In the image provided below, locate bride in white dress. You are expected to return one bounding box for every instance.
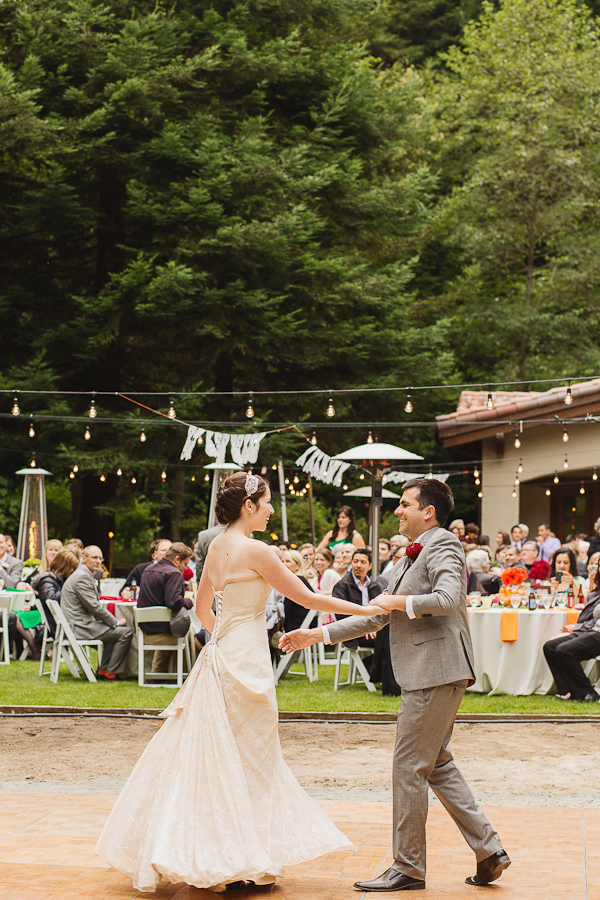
[96,471,384,893]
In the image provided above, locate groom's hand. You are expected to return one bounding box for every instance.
[279,628,321,654]
[369,593,406,612]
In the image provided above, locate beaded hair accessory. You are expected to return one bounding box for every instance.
[245,474,260,497]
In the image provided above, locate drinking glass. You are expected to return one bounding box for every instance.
[510,594,521,610]
[482,595,493,608]
[541,592,552,610]
[555,591,568,608]
[468,592,482,608]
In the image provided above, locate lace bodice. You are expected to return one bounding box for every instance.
[209,576,272,643]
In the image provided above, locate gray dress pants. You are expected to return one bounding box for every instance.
[393,680,503,881]
[74,623,133,675]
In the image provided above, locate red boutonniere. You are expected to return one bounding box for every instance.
[405,542,423,565]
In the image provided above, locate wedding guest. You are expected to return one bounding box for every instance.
[310,548,341,595]
[587,519,600,561]
[137,542,194,674]
[61,546,133,681]
[282,549,315,633]
[465,523,479,545]
[466,549,501,595]
[121,538,172,598]
[550,548,584,601]
[391,535,410,562]
[582,552,600,598]
[66,538,84,551]
[501,545,522,568]
[4,536,17,556]
[299,543,317,579]
[537,522,561,561]
[195,524,226,579]
[332,547,347,578]
[510,525,524,549]
[332,548,381,660]
[519,541,539,573]
[389,534,404,555]
[493,531,511,562]
[476,534,491,554]
[379,539,394,576]
[317,505,365,551]
[543,561,600,701]
[448,518,467,542]
[37,548,79,637]
[0,534,24,589]
[25,539,63,591]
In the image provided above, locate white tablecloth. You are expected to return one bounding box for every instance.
[0,589,36,611]
[467,608,574,695]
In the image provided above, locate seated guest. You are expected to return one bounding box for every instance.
[390,535,409,563]
[333,549,382,659]
[121,538,172,598]
[550,547,585,601]
[37,548,79,638]
[543,562,600,701]
[582,553,600,598]
[448,518,466,542]
[4,536,17,556]
[476,534,491,554]
[332,546,347,578]
[587,518,600,562]
[378,539,394,576]
[493,531,511,562]
[466,549,501,595]
[26,539,63,592]
[501,545,522,568]
[309,548,341,595]
[282,549,315,633]
[136,542,194,674]
[510,524,524,549]
[465,523,480,546]
[0,534,26,589]
[537,522,561,562]
[61,545,133,681]
[519,541,539,573]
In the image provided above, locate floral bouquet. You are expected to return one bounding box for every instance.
[501,566,528,587]
[528,560,551,582]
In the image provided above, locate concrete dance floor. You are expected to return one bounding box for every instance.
[0,794,596,899]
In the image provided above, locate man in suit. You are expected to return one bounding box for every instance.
[120,538,172,598]
[195,524,226,579]
[61,545,133,681]
[280,479,509,891]
[0,534,25,589]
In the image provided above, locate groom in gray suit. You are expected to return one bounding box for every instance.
[280,479,510,891]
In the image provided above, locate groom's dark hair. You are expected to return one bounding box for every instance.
[402,479,454,526]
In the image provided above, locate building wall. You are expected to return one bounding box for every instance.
[481,423,600,540]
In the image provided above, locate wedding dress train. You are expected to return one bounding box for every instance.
[95,576,353,892]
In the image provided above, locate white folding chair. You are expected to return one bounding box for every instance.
[317,614,338,666]
[0,608,10,665]
[583,654,600,692]
[274,609,319,685]
[333,642,377,692]
[46,599,102,683]
[187,608,203,665]
[33,596,56,676]
[135,606,192,687]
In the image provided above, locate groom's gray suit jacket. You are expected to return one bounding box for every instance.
[326,526,475,691]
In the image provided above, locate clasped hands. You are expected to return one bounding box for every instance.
[278,598,396,655]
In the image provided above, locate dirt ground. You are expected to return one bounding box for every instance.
[0,717,598,807]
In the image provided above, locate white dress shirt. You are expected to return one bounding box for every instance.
[402,529,435,619]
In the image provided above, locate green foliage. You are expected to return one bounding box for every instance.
[0,475,21,536]
[45,481,73,541]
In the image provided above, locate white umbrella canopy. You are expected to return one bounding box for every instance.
[345,486,399,499]
[333,442,423,462]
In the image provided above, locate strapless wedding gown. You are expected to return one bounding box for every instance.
[95,577,353,892]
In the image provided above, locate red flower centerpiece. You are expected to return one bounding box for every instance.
[501,566,528,587]
[405,542,423,565]
[528,560,551,583]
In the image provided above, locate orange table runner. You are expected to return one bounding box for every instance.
[501,610,518,642]
[567,610,580,625]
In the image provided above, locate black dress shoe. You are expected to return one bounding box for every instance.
[466,850,511,885]
[354,866,425,892]
[581,691,600,702]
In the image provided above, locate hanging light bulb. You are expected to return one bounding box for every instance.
[404,393,413,414]
[564,455,569,469]
[514,431,521,449]
[69,470,75,479]
[564,381,573,405]
[486,388,494,410]
[73,464,78,473]
[245,395,254,419]
[11,396,20,416]
[197,433,203,445]
[343,483,348,490]
[30,453,36,468]
[478,491,483,498]
[512,489,517,498]
[28,416,35,438]
[131,476,137,484]
[594,467,598,481]
[475,477,480,486]
[359,473,364,480]
[159,469,167,483]
[191,475,196,482]
[294,476,299,484]
[367,431,373,444]
[84,426,91,440]
[310,431,317,445]
[562,427,569,443]
[88,399,97,418]
[554,472,559,484]
[518,459,523,473]
[326,395,335,418]
[140,428,146,443]
[580,483,586,495]
[285,477,289,484]
[117,467,122,476]
[474,467,480,479]
[514,476,520,486]
[168,400,176,419]
[100,474,106,482]
[546,488,551,496]
[205,473,210,481]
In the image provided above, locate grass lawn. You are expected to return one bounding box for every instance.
[0,659,596,715]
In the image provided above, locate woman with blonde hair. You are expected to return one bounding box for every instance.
[25,539,63,591]
[309,547,341,595]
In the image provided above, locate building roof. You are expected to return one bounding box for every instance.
[437,378,600,447]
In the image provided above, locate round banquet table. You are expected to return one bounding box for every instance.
[0,589,36,611]
[467,608,587,696]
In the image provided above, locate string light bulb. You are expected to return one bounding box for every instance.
[11,396,20,416]
[191,475,195,482]
[514,431,521,449]
[564,455,569,469]
[518,459,523,473]
[168,400,176,419]
[84,426,91,440]
[197,432,203,445]
[73,464,78,473]
[359,473,364,480]
[554,472,559,484]
[245,395,254,419]
[131,476,137,484]
[564,381,573,405]
[594,468,598,481]
[546,489,551,496]
[88,399,97,418]
[512,489,517,498]
[478,491,483,498]
[28,417,35,438]
[562,427,569,443]
[30,453,36,468]
[100,474,106,482]
[161,469,167,482]
[310,431,317,445]
[69,470,75,479]
[294,476,299,484]
[367,431,373,444]
[486,388,494,410]
[117,467,122,476]
[514,476,520,486]
[580,483,586,495]
[475,477,480,485]
[474,467,480,479]
[140,428,146,442]
[404,393,413,414]
[205,474,210,481]
[326,395,335,418]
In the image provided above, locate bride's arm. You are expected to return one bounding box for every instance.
[195,567,216,633]
[253,544,384,617]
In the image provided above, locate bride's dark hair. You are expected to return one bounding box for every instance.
[215,472,269,525]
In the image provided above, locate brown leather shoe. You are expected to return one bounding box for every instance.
[354,866,425,891]
[466,850,511,885]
